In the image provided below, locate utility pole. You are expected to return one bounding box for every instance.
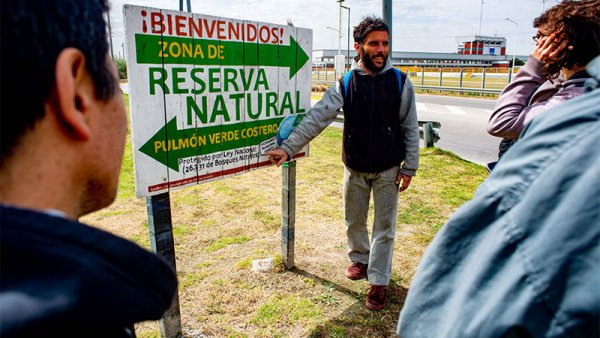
[341,5,351,71]
[179,0,191,12]
[107,10,114,60]
[382,0,392,53]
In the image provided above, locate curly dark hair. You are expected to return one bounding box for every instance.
[534,0,600,80]
[1,0,117,161]
[353,16,389,45]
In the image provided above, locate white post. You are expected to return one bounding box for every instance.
[335,0,345,78]
[338,1,342,58]
[478,0,484,36]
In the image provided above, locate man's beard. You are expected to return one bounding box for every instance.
[361,47,387,73]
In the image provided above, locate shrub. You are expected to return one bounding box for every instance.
[115,58,127,80]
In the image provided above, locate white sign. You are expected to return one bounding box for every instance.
[124,5,312,197]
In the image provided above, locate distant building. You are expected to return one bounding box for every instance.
[456,35,506,56]
[313,49,527,69]
[312,34,526,69]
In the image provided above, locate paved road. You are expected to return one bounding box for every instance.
[415,94,499,165]
[120,83,130,94]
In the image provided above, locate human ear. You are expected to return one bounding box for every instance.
[354,42,361,54]
[53,48,94,141]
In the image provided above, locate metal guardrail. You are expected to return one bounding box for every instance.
[414,85,501,95]
[334,113,441,148]
[419,120,441,147]
[313,66,509,95]
[314,81,502,95]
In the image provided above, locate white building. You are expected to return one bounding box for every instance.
[456,35,507,56]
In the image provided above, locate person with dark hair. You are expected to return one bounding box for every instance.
[0,0,177,336]
[397,54,600,338]
[486,0,599,167]
[267,16,419,311]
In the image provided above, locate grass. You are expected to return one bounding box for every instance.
[82,93,488,337]
[251,296,322,327]
[205,236,252,253]
[179,270,210,290]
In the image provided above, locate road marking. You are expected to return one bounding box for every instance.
[416,102,428,112]
[447,106,467,115]
[327,99,492,117]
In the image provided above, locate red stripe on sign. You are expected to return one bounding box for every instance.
[147,152,306,193]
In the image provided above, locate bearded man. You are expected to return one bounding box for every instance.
[267,16,419,311]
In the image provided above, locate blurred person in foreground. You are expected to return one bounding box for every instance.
[486,0,599,170]
[267,16,419,311]
[0,0,177,336]
[397,55,600,337]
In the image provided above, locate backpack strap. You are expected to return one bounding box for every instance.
[342,70,353,98]
[393,68,406,98]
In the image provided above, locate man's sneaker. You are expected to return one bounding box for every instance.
[365,285,387,310]
[345,262,368,280]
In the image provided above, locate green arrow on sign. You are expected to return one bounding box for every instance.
[135,34,309,79]
[139,117,286,172]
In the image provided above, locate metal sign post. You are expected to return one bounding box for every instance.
[146,192,182,337]
[145,7,184,337]
[281,160,296,269]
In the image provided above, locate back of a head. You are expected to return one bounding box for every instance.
[534,0,600,79]
[0,0,116,164]
[353,16,389,45]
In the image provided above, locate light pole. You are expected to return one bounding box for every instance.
[326,26,340,46]
[341,5,351,71]
[327,26,343,77]
[505,17,519,82]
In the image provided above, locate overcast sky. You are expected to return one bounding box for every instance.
[108,0,554,59]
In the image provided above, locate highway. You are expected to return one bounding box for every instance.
[415,94,499,166]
